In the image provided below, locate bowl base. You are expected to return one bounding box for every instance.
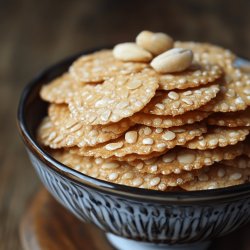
[106,233,210,250]
[20,189,250,250]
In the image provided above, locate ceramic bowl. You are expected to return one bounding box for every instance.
[17,48,250,250]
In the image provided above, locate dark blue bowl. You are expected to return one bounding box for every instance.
[17,49,250,250]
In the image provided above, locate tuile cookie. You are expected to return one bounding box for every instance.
[69,50,148,83]
[129,143,244,175]
[174,41,236,67]
[130,110,211,128]
[70,123,207,158]
[221,155,250,169]
[37,114,133,149]
[48,104,134,136]
[180,164,250,191]
[184,126,249,150]
[200,68,249,113]
[207,107,250,127]
[37,117,69,149]
[158,62,223,91]
[143,84,220,116]
[103,150,168,162]
[229,67,250,105]
[40,73,78,104]
[48,104,134,147]
[200,84,248,113]
[68,73,159,125]
[52,150,195,189]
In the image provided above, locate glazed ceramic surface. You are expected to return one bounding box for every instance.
[28,151,250,249]
[17,49,250,250]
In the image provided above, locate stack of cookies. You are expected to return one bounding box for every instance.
[38,31,250,191]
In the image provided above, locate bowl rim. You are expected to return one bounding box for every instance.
[17,47,250,204]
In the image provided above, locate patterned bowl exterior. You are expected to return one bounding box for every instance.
[17,50,250,246]
[27,150,250,245]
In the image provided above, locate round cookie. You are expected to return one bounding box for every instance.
[200,68,249,113]
[207,107,250,127]
[174,41,236,67]
[40,73,78,104]
[48,104,134,147]
[53,150,195,190]
[70,123,207,158]
[158,62,222,90]
[37,117,66,149]
[69,50,148,83]
[180,164,250,191]
[230,67,250,105]
[130,110,210,128]
[129,143,244,175]
[143,84,220,116]
[37,114,133,149]
[104,150,168,163]
[184,126,249,150]
[68,73,159,125]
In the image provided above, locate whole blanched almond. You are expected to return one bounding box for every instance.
[113,43,152,62]
[150,48,193,73]
[136,31,173,55]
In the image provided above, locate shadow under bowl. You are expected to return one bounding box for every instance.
[17,48,250,250]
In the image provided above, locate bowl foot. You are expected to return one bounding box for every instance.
[106,233,210,250]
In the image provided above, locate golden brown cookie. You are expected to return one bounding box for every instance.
[207,107,250,127]
[158,62,222,90]
[143,84,220,116]
[103,150,168,162]
[68,73,159,125]
[184,126,249,150]
[48,104,134,147]
[37,115,133,149]
[230,68,250,105]
[70,123,207,158]
[129,143,244,175]
[130,110,210,128]
[180,164,250,191]
[69,50,148,83]
[40,73,78,104]
[200,68,249,112]
[174,41,236,67]
[37,117,67,149]
[53,150,195,190]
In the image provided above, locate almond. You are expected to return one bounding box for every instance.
[113,42,152,62]
[136,30,173,55]
[150,48,193,73]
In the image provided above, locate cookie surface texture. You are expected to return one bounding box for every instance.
[70,123,206,158]
[68,73,159,125]
[69,50,148,83]
[184,126,249,150]
[143,84,220,116]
